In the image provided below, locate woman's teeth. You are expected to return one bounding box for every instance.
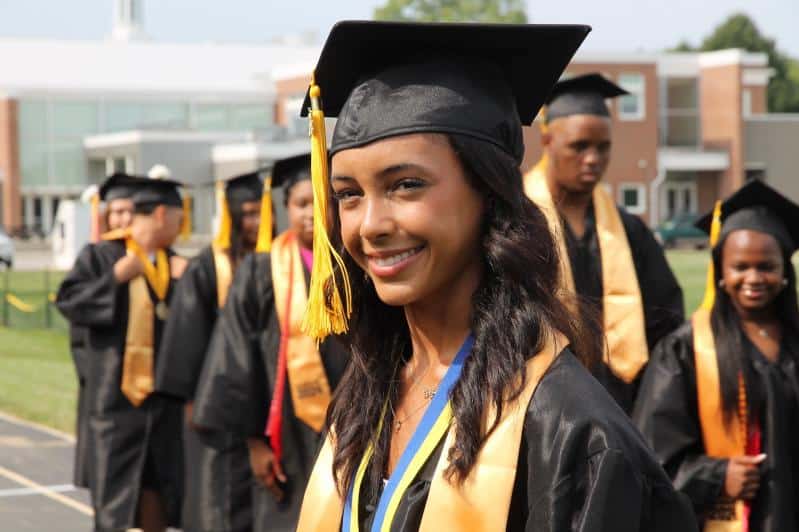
[373,248,421,267]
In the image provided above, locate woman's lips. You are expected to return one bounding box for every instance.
[367,246,425,278]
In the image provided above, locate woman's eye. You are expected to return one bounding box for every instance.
[394,178,425,192]
[332,189,361,201]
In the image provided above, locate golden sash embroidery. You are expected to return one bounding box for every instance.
[523,162,648,383]
[211,244,233,309]
[692,309,746,532]
[271,231,331,432]
[296,332,565,532]
[119,239,170,407]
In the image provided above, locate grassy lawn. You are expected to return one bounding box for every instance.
[666,249,708,314]
[0,327,76,434]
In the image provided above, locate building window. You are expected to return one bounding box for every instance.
[619,183,646,215]
[742,89,752,117]
[618,73,646,121]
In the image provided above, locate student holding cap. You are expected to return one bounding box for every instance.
[191,153,349,532]
[155,169,269,532]
[634,179,799,531]
[295,21,696,532]
[523,73,684,414]
[56,175,188,532]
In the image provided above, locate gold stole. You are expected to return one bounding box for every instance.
[523,162,648,383]
[271,231,331,432]
[296,332,565,532]
[211,244,233,308]
[692,309,746,531]
[120,240,170,407]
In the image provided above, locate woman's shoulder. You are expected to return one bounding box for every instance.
[524,350,670,477]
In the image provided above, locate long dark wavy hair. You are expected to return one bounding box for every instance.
[324,133,603,497]
[710,232,799,425]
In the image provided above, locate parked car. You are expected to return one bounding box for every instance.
[655,213,708,249]
[0,226,14,267]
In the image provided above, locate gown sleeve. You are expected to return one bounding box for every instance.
[622,211,685,349]
[517,350,698,532]
[56,242,122,328]
[632,325,728,514]
[192,253,273,437]
[155,247,217,400]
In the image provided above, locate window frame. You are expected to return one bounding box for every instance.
[617,73,646,122]
[618,182,647,215]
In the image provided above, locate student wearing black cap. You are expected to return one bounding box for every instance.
[56,175,189,532]
[523,73,684,414]
[155,169,267,532]
[190,153,349,532]
[634,179,799,531]
[68,173,138,494]
[295,21,696,532]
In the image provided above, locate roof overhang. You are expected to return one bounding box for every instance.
[659,147,730,171]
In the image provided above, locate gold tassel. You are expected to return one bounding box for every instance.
[255,176,273,253]
[180,195,192,241]
[301,80,352,341]
[699,200,723,311]
[534,106,550,175]
[213,181,232,249]
[90,192,102,243]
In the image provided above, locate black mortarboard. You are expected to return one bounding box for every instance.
[224,170,264,207]
[302,21,590,164]
[545,73,629,123]
[696,179,799,254]
[272,152,311,191]
[99,173,137,202]
[129,176,184,208]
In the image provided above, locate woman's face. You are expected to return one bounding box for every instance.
[287,179,314,249]
[106,198,134,230]
[331,133,484,307]
[721,229,785,315]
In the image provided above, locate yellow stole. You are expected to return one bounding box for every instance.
[120,239,170,407]
[271,231,331,432]
[211,244,233,308]
[523,161,648,383]
[296,332,565,532]
[692,309,746,531]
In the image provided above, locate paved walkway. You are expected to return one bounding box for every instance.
[0,412,92,531]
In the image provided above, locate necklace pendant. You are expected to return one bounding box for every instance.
[759,328,768,338]
[423,389,436,400]
[155,301,169,321]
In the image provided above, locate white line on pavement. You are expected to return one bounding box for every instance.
[0,483,76,498]
[0,465,93,515]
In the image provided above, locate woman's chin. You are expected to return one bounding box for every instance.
[372,283,420,308]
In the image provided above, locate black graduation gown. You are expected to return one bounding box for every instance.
[562,204,684,413]
[156,245,253,532]
[55,240,184,531]
[193,252,349,532]
[68,323,91,489]
[633,324,799,531]
[355,350,698,532]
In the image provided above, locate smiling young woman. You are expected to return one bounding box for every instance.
[296,21,697,532]
[634,180,799,531]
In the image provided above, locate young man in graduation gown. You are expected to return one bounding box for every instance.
[56,176,188,532]
[191,153,349,532]
[69,175,136,494]
[155,170,267,532]
[523,73,684,413]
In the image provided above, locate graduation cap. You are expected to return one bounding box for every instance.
[544,73,629,123]
[99,172,138,202]
[299,21,590,341]
[272,152,311,192]
[129,176,184,209]
[214,169,267,252]
[696,179,799,254]
[695,179,799,311]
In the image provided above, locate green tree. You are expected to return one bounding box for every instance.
[373,0,527,23]
[673,13,799,112]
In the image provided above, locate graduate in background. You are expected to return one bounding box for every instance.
[155,169,267,532]
[56,176,189,532]
[69,174,136,494]
[634,180,799,531]
[523,73,684,413]
[296,21,696,532]
[192,153,349,532]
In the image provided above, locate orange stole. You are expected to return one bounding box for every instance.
[271,231,331,432]
[296,332,566,532]
[523,163,648,383]
[211,244,233,308]
[692,309,746,531]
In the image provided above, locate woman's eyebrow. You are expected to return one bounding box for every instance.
[377,163,426,179]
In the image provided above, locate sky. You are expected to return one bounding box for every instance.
[0,0,796,57]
